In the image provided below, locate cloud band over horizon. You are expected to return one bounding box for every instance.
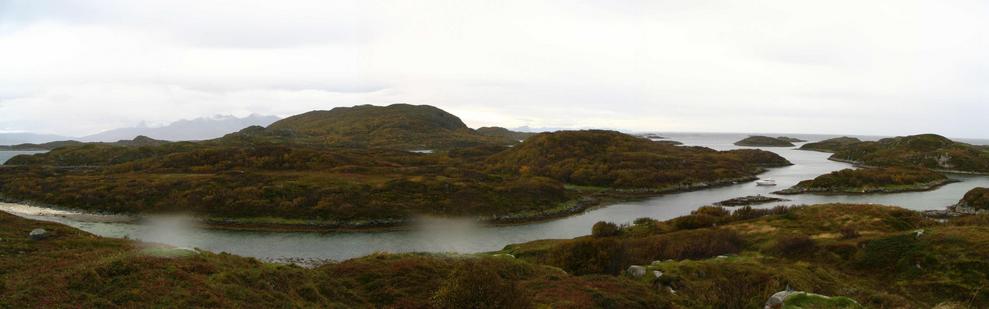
[1,0,987,138]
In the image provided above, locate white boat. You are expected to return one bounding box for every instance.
[756,179,777,186]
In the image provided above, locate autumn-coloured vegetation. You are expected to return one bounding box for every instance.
[0,211,672,308]
[502,203,989,308]
[263,104,520,150]
[805,134,989,173]
[0,106,790,229]
[959,187,989,210]
[798,136,862,152]
[5,202,986,308]
[775,167,954,194]
[487,130,791,189]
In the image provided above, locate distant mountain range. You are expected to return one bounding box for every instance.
[0,132,72,145]
[81,114,281,142]
[0,114,280,147]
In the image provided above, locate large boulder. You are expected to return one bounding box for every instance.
[626,265,647,278]
[29,228,49,240]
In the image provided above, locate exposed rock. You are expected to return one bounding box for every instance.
[713,195,788,207]
[627,265,647,278]
[652,270,663,278]
[931,187,989,217]
[29,228,49,240]
[765,290,795,309]
[765,290,862,309]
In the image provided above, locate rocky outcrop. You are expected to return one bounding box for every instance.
[928,187,989,217]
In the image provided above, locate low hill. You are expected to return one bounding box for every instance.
[0,140,85,151]
[4,136,174,166]
[475,126,536,142]
[827,134,989,173]
[264,104,515,149]
[775,167,954,194]
[799,136,862,152]
[488,130,791,189]
[733,136,795,147]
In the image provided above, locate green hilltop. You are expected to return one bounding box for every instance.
[261,104,519,149]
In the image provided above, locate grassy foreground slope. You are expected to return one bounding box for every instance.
[502,204,989,308]
[4,204,989,308]
[0,211,670,308]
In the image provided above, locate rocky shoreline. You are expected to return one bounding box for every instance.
[712,195,789,207]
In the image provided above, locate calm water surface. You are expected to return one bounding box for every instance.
[3,133,989,262]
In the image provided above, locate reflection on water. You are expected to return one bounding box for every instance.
[3,133,989,262]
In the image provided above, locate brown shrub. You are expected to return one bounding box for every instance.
[774,234,816,256]
[591,221,621,237]
[432,260,533,309]
[839,226,860,239]
[547,238,628,275]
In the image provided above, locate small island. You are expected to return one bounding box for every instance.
[636,133,666,139]
[712,195,789,207]
[776,136,807,143]
[734,136,795,147]
[774,167,955,195]
[799,136,862,152]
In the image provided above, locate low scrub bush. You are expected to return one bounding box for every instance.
[432,260,533,309]
[591,221,621,237]
[774,234,816,256]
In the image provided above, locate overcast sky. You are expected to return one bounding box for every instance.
[1,0,987,138]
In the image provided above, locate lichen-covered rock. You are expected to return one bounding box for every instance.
[627,265,646,278]
[765,290,795,309]
[765,290,862,309]
[29,228,49,240]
